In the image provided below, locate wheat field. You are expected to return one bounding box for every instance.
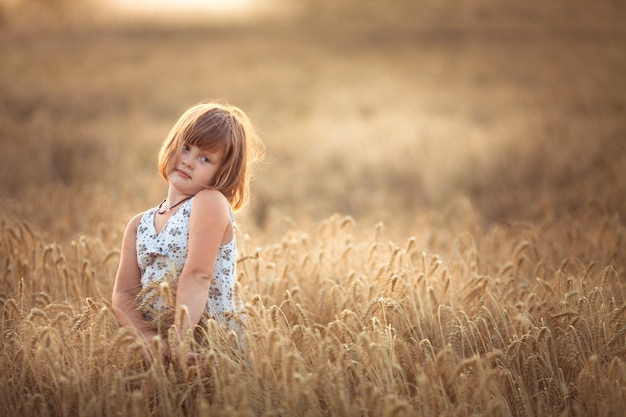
[1,1,626,416]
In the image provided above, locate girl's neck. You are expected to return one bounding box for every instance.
[165,184,194,203]
[158,190,193,215]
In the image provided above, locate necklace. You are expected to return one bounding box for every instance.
[157,196,192,215]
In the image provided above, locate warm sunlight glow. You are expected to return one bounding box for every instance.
[103,0,259,19]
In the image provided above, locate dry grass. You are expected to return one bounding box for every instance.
[1,0,626,415]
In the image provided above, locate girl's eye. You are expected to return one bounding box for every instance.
[182,144,190,152]
[200,156,211,164]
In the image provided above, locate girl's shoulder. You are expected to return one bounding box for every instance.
[190,189,233,223]
[192,189,230,212]
[120,211,148,241]
[189,190,233,242]
[127,211,146,230]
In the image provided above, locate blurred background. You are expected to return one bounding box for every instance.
[0,0,624,244]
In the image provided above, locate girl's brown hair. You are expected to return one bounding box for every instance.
[157,100,264,210]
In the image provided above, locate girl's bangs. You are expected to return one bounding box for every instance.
[184,133,225,152]
[181,115,233,154]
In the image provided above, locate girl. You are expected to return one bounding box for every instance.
[112,100,263,358]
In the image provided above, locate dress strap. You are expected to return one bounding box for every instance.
[228,204,235,224]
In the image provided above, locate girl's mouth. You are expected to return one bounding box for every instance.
[176,169,191,179]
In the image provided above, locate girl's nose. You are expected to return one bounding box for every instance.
[182,154,193,168]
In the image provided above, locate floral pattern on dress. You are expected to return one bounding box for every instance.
[136,198,244,332]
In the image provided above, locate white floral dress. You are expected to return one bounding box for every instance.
[135,197,244,332]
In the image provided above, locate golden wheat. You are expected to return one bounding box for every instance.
[0,209,608,416]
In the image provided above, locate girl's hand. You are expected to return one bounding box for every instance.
[135,332,172,365]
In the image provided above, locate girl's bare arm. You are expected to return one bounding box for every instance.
[111,213,159,341]
[173,189,230,341]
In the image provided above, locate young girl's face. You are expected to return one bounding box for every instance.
[167,143,223,195]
